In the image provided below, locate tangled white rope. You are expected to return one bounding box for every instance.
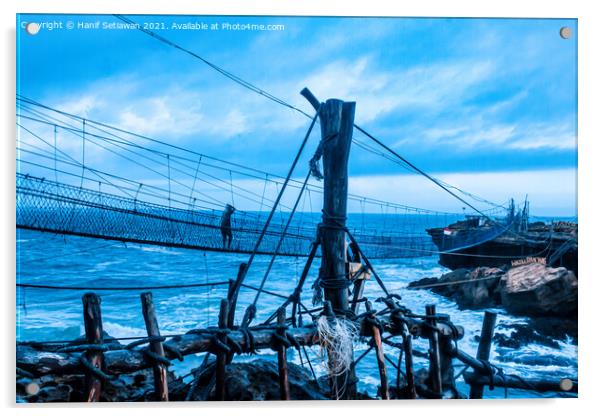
[316,314,359,398]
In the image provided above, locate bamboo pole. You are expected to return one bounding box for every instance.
[140,292,169,401]
[82,293,103,402]
[276,307,291,400]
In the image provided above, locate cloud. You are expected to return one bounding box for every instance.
[118,94,206,138]
[506,121,576,150]
[417,119,576,151]
[347,168,577,217]
[294,57,495,124]
[130,168,575,217]
[22,16,577,198]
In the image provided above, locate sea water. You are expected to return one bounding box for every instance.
[16,214,577,399]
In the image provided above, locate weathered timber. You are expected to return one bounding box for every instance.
[366,302,389,400]
[227,263,248,328]
[425,304,442,394]
[140,292,169,401]
[82,293,103,402]
[351,280,366,315]
[290,240,320,327]
[17,327,318,377]
[276,308,291,400]
[469,311,497,399]
[463,372,578,394]
[439,333,456,396]
[313,93,357,399]
[215,299,228,400]
[402,326,417,399]
[451,347,489,373]
[318,98,355,315]
[17,314,463,378]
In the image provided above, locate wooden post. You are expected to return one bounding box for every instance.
[366,302,389,400]
[290,240,320,327]
[314,95,356,399]
[318,98,355,314]
[276,307,291,400]
[227,262,248,328]
[469,311,497,399]
[215,299,229,401]
[140,292,169,401]
[226,264,247,364]
[351,280,366,315]
[425,304,442,394]
[439,331,456,396]
[401,325,417,399]
[82,293,103,402]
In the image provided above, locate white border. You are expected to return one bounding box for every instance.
[2,1,600,415]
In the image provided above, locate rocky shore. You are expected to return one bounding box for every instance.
[17,356,330,402]
[409,262,578,346]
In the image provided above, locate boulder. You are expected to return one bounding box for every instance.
[500,263,577,317]
[454,267,504,308]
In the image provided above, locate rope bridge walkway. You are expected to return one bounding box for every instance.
[18,172,479,259]
[16,96,511,259]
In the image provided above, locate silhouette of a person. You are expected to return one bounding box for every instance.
[220,204,236,249]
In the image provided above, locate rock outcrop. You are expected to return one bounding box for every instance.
[408,267,505,309]
[499,263,577,317]
[410,263,577,318]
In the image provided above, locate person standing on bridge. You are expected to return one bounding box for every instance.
[220,204,236,249]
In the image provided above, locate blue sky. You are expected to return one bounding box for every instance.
[16,15,577,216]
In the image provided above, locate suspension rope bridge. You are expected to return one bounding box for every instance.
[16,96,511,259]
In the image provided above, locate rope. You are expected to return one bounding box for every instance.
[80,119,86,189]
[407,275,500,290]
[107,15,503,215]
[16,281,230,291]
[17,97,481,217]
[229,108,321,304]
[250,171,312,308]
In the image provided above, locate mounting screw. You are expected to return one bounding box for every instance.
[559,27,571,40]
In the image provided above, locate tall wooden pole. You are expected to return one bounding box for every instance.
[302,90,357,399]
[318,98,356,317]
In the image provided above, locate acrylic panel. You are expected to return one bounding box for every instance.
[16,14,577,402]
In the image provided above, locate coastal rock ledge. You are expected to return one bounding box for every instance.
[409,263,577,318]
[500,262,577,317]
